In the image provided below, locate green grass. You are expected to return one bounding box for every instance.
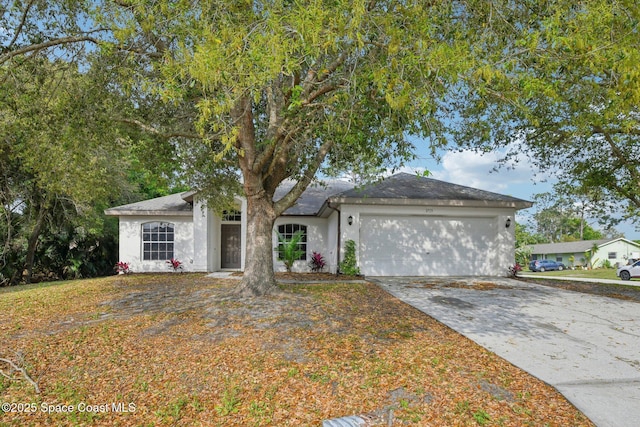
[524,268,620,280]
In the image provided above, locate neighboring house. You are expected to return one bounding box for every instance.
[529,238,640,269]
[105,173,532,276]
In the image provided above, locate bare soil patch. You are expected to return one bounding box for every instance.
[238,271,363,282]
[0,274,593,426]
[517,277,640,302]
[407,279,514,291]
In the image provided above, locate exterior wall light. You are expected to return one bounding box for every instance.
[505,218,512,228]
[348,215,353,226]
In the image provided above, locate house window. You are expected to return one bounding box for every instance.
[222,210,241,222]
[608,252,617,259]
[277,224,307,261]
[142,222,174,260]
[556,256,563,262]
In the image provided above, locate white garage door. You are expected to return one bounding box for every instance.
[359,216,496,276]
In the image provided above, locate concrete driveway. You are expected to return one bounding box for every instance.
[371,277,640,427]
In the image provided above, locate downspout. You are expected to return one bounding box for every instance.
[326,201,341,275]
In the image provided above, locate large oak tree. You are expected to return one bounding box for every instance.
[100,0,485,296]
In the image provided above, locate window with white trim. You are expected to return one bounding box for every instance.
[142,222,174,260]
[608,252,617,259]
[277,224,307,261]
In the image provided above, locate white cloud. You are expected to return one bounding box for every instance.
[430,149,536,194]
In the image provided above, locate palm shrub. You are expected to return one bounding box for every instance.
[276,230,305,272]
[339,239,361,276]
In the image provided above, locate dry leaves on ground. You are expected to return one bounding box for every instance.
[0,274,593,426]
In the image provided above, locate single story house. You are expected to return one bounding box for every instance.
[529,238,640,269]
[105,173,532,276]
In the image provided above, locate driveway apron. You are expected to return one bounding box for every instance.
[371,277,640,427]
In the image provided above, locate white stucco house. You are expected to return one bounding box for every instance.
[529,238,640,269]
[105,173,532,276]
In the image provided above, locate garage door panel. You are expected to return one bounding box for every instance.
[360,216,495,276]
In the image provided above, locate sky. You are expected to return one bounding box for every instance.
[392,145,640,241]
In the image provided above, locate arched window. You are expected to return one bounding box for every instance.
[277,224,307,261]
[142,222,175,260]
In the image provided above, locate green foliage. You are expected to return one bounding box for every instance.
[585,243,601,269]
[450,1,640,225]
[525,186,623,244]
[215,384,242,416]
[473,409,491,425]
[276,230,305,272]
[339,240,361,276]
[94,0,489,294]
[514,246,532,269]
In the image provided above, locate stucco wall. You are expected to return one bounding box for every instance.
[118,215,197,273]
[273,216,330,273]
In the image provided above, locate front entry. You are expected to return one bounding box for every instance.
[221,224,241,269]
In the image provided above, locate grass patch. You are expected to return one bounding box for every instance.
[525,268,619,280]
[0,274,593,426]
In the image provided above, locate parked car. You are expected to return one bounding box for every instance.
[528,260,566,272]
[617,260,640,280]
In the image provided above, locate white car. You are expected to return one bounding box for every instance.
[617,260,640,281]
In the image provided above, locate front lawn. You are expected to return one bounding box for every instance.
[0,274,592,426]
[525,268,621,280]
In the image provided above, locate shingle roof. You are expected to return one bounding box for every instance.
[276,179,354,215]
[531,239,611,255]
[105,173,532,217]
[530,239,614,254]
[329,173,532,208]
[104,192,193,216]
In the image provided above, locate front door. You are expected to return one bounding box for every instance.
[221,224,241,269]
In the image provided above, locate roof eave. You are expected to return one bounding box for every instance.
[327,197,533,210]
[104,209,193,217]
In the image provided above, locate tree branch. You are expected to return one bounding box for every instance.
[302,83,340,106]
[6,0,36,51]
[592,125,640,209]
[0,31,106,65]
[274,138,335,216]
[0,357,40,393]
[117,118,202,139]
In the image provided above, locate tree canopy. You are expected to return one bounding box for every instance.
[451,0,640,225]
[98,0,488,295]
[4,0,640,294]
[0,1,183,284]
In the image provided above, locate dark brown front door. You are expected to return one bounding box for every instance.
[221,224,241,269]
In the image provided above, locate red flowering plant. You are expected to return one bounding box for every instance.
[166,258,184,272]
[508,263,522,278]
[308,251,327,272]
[115,261,131,275]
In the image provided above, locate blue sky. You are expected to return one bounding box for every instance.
[393,144,640,241]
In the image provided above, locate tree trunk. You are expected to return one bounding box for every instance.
[24,202,47,284]
[235,191,279,297]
